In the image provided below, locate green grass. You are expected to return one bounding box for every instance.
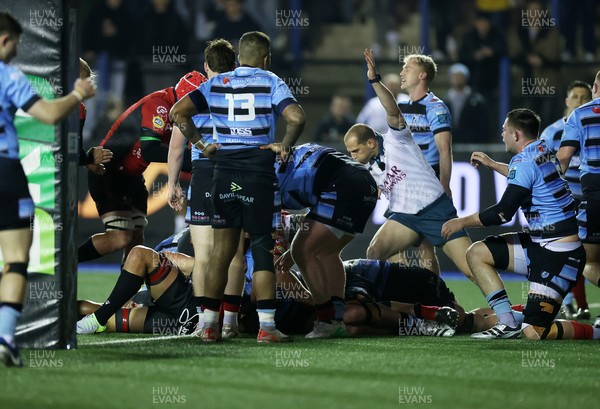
[2,273,599,409]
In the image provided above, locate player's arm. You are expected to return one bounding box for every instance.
[435,131,452,195]
[558,111,580,174]
[167,126,187,211]
[364,48,405,130]
[170,90,215,155]
[441,184,530,239]
[161,251,194,276]
[27,78,96,124]
[470,152,509,176]
[280,103,306,150]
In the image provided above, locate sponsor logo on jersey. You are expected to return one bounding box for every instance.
[231,182,242,192]
[156,106,168,115]
[153,116,165,129]
[230,127,252,136]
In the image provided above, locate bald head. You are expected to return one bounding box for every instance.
[239,31,270,68]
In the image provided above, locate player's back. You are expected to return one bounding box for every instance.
[510,140,576,238]
[567,98,600,179]
[201,67,291,148]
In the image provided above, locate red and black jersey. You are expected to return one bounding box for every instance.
[100,87,177,175]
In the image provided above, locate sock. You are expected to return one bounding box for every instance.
[0,303,22,346]
[331,296,345,321]
[223,294,241,314]
[414,303,439,321]
[315,300,335,323]
[570,321,593,339]
[563,291,574,306]
[202,297,221,324]
[257,309,276,330]
[94,269,144,325]
[486,289,517,327]
[78,237,102,262]
[223,311,238,326]
[572,276,588,309]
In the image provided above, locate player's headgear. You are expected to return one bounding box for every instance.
[175,70,207,100]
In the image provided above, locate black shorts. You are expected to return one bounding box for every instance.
[577,199,600,243]
[0,158,34,230]
[212,149,277,234]
[381,265,456,306]
[143,271,200,334]
[88,170,148,216]
[187,160,215,226]
[307,166,378,234]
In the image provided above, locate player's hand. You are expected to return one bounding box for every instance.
[260,143,291,161]
[168,183,184,211]
[364,48,378,81]
[85,163,106,175]
[201,143,220,159]
[89,146,113,165]
[441,218,464,240]
[471,152,493,169]
[73,77,96,100]
[275,250,294,273]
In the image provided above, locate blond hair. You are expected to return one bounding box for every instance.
[403,54,437,84]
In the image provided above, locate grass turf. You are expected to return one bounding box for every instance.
[2,273,599,409]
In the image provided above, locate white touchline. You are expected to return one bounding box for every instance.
[81,334,192,347]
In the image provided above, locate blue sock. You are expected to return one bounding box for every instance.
[0,303,22,345]
[563,292,574,306]
[486,289,517,327]
[331,296,345,321]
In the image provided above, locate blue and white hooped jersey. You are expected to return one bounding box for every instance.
[541,117,581,199]
[398,91,452,167]
[189,66,296,149]
[508,139,577,239]
[0,62,41,159]
[190,112,215,161]
[275,143,335,209]
[562,97,600,180]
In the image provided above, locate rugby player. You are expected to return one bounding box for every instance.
[170,31,305,343]
[343,49,474,282]
[0,12,96,366]
[540,80,592,319]
[167,39,245,339]
[78,70,206,265]
[558,71,600,328]
[270,143,378,338]
[443,108,600,340]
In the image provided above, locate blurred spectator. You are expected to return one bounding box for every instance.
[213,0,261,48]
[91,95,127,145]
[475,0,512,31]
[314,95,355,143]
[82,0,131,64]
[357,74,409,133]
[136,0,190,60]
[509,0,563,124]
[558,0,596,61]
[459,12,507,101]
[430,0,460,60]
[445,64,490,144]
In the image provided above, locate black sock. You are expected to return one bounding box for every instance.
[94,269,144,325]
[78,238,102,262]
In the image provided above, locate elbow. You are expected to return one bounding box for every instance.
[288,108,306,128]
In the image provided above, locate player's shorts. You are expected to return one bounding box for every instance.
[387,194,468,246]
[577,199,600,243]
[142,270,200,334]
[0,158,34,230]
[211,148,277,234]
[307,167,378,234]
[88,169,148,216]
[186,160,215,226]
[487,232,586,299]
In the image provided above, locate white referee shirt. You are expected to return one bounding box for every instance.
[368,126,444,214]
[357,94,410,133]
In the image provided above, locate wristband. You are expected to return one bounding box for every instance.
[71,90,84,102]
[368,74,381,84]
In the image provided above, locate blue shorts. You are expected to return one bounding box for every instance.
[387,194,468,247]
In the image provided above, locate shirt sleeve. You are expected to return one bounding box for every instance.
[190,85,210,114]
[385,125,413,144]
[507,158,536,191]
[7,67,41,111]
[427,102,452,135]
[271,76,297,116]
[561,110,581,149]
[140,98,170,141]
